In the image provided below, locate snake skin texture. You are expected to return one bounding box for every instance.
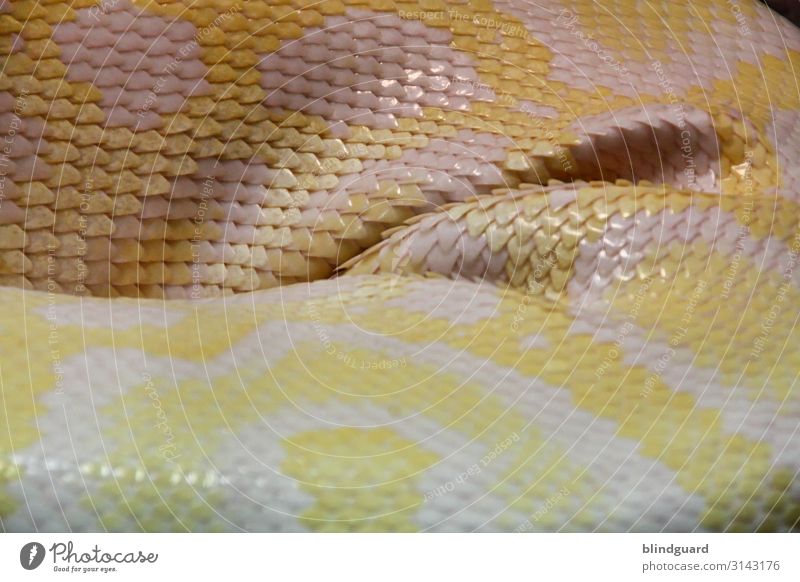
[1,0,799,532]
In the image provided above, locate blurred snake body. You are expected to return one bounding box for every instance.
[1,0,800,531]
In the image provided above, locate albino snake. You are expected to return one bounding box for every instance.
[0,0,799,532]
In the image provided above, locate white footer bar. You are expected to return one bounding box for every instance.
[0,533,796,581]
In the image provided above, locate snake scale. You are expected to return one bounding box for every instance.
[1,0,799,532]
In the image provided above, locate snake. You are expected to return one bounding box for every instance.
[1,0,799,533]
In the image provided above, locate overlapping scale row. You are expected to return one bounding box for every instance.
[0,0,496,297]
[1,0,800,299]
[346,179,800,303]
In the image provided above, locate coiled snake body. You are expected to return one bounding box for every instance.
[1,0,799,531]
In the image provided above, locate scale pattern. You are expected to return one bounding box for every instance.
[0,0,799,531]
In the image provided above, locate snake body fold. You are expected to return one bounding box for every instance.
[1,0,799,531]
